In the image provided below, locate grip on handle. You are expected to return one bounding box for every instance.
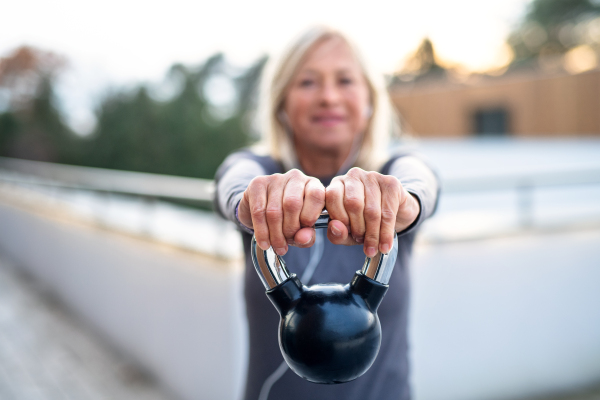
[313,209,330,229]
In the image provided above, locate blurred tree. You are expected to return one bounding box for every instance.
[0,46,65,109]
[81,53,268,179]
[401,38,445,76]
[0,46,78,162]
[236,55,268,114]
[525,0,599,27]
[0,45,267,180]
[508,0,600,64]
[390,38,447,84]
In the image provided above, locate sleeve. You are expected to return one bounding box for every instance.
[213,151,267,233]
[387,155,440,236]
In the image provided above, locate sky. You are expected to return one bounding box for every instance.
[2,0,531,134]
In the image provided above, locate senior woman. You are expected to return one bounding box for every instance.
[214,27,439,400]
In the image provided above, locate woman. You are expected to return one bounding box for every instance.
[214,26,439,400]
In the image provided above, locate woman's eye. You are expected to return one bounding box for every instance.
[299,79,314,87]
[339,77,353,85]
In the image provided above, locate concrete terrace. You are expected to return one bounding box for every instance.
[0,254,174,400]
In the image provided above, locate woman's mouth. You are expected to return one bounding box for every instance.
[312,115,345,126]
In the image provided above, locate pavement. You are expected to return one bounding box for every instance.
[1,244,599,400]
[0,253,175,400]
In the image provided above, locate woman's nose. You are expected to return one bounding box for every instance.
[319,82,342,105]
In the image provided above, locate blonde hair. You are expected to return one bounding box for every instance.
[255,26,400,172]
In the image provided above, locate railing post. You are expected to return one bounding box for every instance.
[142,195,156,237]
[517,180,534,228]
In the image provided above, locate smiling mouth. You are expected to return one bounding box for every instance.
[313,116,345,125]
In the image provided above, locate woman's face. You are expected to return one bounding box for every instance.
[283,37,371,155]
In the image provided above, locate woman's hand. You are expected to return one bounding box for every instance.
[237,169,326,256]
[325,167,420,258]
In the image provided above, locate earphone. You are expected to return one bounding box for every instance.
[277,110,290,125]
[277,110,293,136]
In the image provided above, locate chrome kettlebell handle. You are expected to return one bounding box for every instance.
[251,210,398,289]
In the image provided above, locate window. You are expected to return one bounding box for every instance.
[473,108,509,136]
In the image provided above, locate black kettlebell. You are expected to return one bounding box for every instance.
[251,210,398,384]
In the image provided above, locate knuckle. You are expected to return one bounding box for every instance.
[282,195,303,213]
[379,237,393,249]
[383,175,400,192]
[386,174,400,185]
[265,173,281,186]
[348,167,364,177]
[366,171,380,180]
[364,205,380,220]
[306,186,325,203]
[265,206,282,220]
[286,168,303,179]
[364,234,379,245]
[379,230,393,240]
[299,214,316,227]
[381,209,396,223]
[271,237,286,248]
[366,172,382,186]
[344,196,363,212]
[282,228,298,240]
[249,175,265,189]
[250,204,266,217]
[351,225,366,236]
[326,187,342,202]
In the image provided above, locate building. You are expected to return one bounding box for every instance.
[389,67,600,137]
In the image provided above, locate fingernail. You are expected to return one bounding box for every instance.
[381,243,390,254]
[353,236,364,244]
[299,235,313,246]
[366,246,377,258]
[287,239,295,245]
[331,225,341,236]
[275,247,287,256]
[259,241,270,250]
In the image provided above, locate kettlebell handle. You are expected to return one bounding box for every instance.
[251,209,398,290]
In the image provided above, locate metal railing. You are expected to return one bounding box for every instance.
[0,157,214,202]
[442,163,600,227]
[2,156,600,230]
[442,164,600,192]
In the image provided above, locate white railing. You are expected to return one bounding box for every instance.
[442,163,600,227]
[2,156,600,231]
[0,157,214,202]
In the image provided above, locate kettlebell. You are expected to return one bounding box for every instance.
[251,210,398,384]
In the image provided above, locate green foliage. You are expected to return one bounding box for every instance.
[525,0,599,27]
[0,75,78,162]
[0,46,268,180]
[508,0,600,63]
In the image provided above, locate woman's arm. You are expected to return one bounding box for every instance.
[387,155,440,235]
[214,153,267,233]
